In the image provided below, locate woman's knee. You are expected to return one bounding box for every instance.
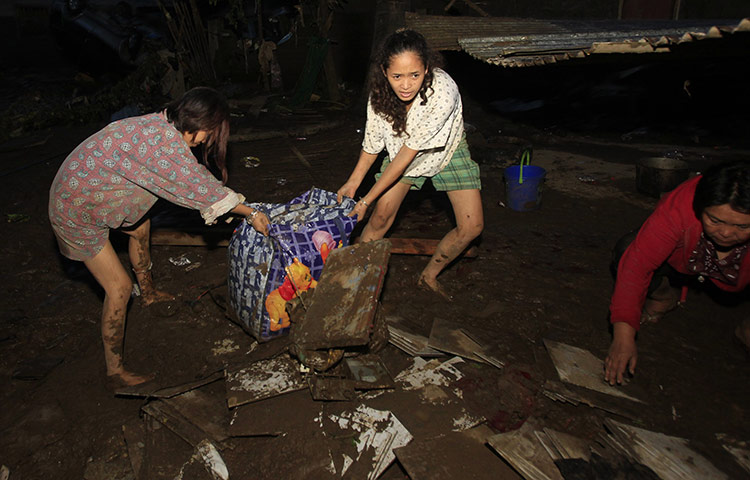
[456,217,483,241]
[369,209,396,232]
[104,277,133,305]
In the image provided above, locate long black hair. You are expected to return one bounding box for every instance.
[166,87,230,183]
[368,29,443,137]
[693,161,750,217]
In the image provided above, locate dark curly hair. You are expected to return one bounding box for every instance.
[166,87,230,184]
[693,161,750,217]
[368,29,443,137]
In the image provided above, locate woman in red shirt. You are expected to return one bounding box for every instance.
[605,161,750,385]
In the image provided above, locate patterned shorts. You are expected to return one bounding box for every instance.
[377,137,482,191]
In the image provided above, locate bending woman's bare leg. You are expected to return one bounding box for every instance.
[123,218,174,306]
[359,182,411,242]
[419,188,483,299]
[84,241,154,386]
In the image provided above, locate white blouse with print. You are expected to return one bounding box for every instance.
[361,68,464,177]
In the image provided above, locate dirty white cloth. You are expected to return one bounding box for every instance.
[362,68,464,177]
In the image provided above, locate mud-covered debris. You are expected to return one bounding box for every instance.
[225,355,306,408]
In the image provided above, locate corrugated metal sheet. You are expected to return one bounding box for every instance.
[405,13,750,67]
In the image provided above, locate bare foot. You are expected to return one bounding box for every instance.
[141,290,175,306]
[640,295,678,324]
[106,370,156,390]
[417,275,453,301]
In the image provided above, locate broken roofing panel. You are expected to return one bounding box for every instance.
[405,13,750,67]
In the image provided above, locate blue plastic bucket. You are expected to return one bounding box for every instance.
[504,151,546,212]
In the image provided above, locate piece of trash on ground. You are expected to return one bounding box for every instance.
[242,156,260,168]
[6,213,30,223]
[173,439,228,480]
[169,255,191,266]
[185,262,201,272]
[324,405,412,479]
[394,356,464,391]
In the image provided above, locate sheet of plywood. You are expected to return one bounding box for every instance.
[292,240,391,350]
[228,389,317,437]
[163,389,230,442]
[395,425,521,480]
[427,318,488,364]
[487,421,565,480]
[543,339,644,403]
[605,418,727,480]
[387,324,446,357]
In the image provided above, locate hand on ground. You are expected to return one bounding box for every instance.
[604,324,637,385]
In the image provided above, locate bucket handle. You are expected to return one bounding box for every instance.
[518,149,531,184]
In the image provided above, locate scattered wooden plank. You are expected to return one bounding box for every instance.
[427,318,498,366]
[141,401,210,448]
[389,237,478,257]
[150,229,478,257]
[535,428,591,462]
[604,418,728,480]
[395,425,520,480]
[228,389,313,437]
[487,421,565,480]
[224,355,306,408]
[122,420,146,480]
[163,389,230,443]
[542,380,638,420]
[387,324,447,357]
[115,370,224,399]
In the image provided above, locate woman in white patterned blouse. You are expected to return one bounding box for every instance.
[337,29,483,299]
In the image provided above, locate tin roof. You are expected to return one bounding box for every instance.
[405,13,750,67]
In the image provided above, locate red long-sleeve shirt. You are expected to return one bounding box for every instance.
[610,175,750,330]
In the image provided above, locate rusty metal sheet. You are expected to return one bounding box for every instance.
[292,239,391,350]
[406,12,750,68]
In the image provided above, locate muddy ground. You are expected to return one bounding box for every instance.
[3,19,750,480]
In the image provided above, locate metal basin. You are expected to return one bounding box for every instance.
[636,157,690,198]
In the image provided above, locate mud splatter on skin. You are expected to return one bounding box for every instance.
[103,303,126,360]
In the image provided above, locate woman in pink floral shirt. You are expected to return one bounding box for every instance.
[49,87,269,387]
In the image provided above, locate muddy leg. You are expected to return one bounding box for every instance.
[84,241,154,386]
[359,182,411,242]
[123,218,174,306]
[419,189,483,299]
